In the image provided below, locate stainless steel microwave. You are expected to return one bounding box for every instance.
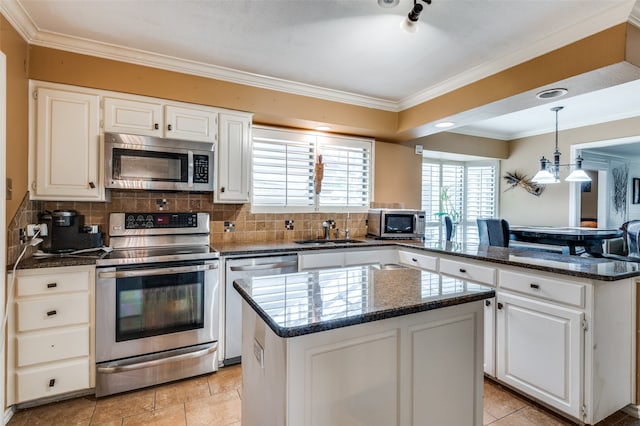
[367,209,426,239]
[104,132,214,192]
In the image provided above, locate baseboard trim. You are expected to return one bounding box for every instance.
[4,406,15,425]
[622,404,640,419]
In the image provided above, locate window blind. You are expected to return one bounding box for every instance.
[252,127,373,212]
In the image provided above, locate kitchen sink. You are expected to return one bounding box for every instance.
[294,239,366,245]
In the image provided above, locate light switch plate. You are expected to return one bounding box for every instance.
[415,145,423,155]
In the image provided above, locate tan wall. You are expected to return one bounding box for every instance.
[0,16,29,228]
[411,132,509,159]
[373,141,423,210]
[501,115,640,226]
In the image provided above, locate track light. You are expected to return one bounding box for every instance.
[402,0,432,33]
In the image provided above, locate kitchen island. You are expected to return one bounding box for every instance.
[234,264,494,426]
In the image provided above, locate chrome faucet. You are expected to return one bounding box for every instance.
[322,219,335,240]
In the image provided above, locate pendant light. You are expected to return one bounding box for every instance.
[531,106,591,184]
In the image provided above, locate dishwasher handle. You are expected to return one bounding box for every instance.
[229,260,297,272]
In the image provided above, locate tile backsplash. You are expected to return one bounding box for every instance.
[7,190,368,264]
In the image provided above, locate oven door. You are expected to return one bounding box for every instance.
[96,259,219,363]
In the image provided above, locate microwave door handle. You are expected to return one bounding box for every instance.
[414,214,418,232]
[188,151,194,187]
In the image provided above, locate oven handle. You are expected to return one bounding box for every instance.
[98,263,218,279]
[96,343,217,374]
[229,260,298,272]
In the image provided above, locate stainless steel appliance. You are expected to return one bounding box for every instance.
[39,210,103,253]
[367,208,426,239]
[224,255,298,365]
[104,132,214,192]
[95,212,219,397]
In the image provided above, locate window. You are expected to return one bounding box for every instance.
[421,159,498,244]
[252,127,373,213]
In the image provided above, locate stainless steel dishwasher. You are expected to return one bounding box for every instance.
[224,254,298,365]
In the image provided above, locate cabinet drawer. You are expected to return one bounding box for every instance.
[299,252,344,270]
[16,358,90,403]
[439,258,496,285]
[17,326,89,367]
[499,270,585,308]
[16,270,90,297]
[345,249,397,266]
[16,293,89,332]
[398,251,437,271]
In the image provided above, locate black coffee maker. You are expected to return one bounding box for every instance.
[39,210,103,253]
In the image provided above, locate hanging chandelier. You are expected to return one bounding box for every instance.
[531,106,591,184]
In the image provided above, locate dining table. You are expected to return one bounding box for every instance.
[509,225,623,256]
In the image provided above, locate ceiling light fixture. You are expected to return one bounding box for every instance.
[435,121,455,128]
[401,0,432,33]
[531,106,591,184]
[378,0,399,8]
[535,88,568,100]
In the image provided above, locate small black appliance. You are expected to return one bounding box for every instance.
[39,210,103,253]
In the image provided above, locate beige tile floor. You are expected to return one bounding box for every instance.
[7,365,640,425]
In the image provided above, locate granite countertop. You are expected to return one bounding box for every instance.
[13,237,640,282]
[233,264,495,338]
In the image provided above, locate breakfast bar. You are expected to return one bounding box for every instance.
[234,264,494,426]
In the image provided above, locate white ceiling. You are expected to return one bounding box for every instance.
[2,0,640,139]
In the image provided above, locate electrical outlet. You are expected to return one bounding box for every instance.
[253,339,264,368]
[26,223,48,237]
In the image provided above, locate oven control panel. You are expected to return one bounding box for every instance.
[124,213,198,229]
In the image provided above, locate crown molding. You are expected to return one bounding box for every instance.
[1,0,637,114]
[398,1,637,110]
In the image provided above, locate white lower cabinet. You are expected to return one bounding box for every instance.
[298,248,398,271]
[8,265,95,405]
[496,291,584,418]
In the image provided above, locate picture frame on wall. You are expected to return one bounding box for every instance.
[633,178,640,204]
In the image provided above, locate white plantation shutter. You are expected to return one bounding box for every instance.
[317,136,371,208]
[251,127,373,212]
[465,164,497,244]
[252,128,315,210]
[421,159,498,243]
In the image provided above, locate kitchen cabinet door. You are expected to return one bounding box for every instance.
[165,104,217,142]
[215,112,252,202]
[496,291,584,419]
[32,87,104,200]
[103,97,163,137]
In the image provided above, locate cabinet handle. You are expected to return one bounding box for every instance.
[459,268,467,273]
[411,258,418,262]
[497,302,503,310]
[485,300,491,307]
[46,310,57,317]
[530,283,540,289]
[221,187,225,193]
[167,124,173,131]
[49,378,55,387]
[154,123,159,130]
[89,181,95,189]
[46,282,57,289]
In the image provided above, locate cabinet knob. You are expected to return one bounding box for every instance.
[485,300,491,307]
[459,268,467,273]
[221,187,225,193]
[89,181,95,189]
[167,124,173,131]
[154,123,159,130]
[49,378,55,387]
[530,283,540,289]
[497,302,504,310]
[46,282,57,289]
[46,310,57,317]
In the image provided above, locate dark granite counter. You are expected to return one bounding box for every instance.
[233,264,495,338]
[13,237,640,282]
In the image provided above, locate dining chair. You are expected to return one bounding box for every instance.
[444,216,453,241]
[477,218,510,247]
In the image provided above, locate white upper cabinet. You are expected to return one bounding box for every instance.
[103,97,163,137]
[104,97,218,143]
[215,112,252,203]
[31,86,104,201]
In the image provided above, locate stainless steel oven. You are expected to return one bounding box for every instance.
[95,212,219,397]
